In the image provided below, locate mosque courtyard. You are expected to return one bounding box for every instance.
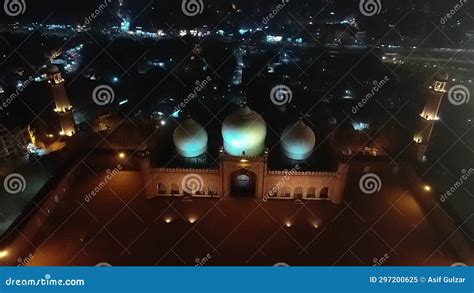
[18,161,458,267]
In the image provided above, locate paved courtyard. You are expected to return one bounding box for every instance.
[20,164,459,266]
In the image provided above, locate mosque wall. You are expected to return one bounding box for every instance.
[145,168,221,199]
[263,164,347,204]
[141,161,348,204]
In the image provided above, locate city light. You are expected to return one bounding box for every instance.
[165,217,172,224]
[0,250,8,258]
[118,152,126,159]
[121,20,130,32]
[188,217,197,224]
[423,185,432,192]
[285,222,292,228]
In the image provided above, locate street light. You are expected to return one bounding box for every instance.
[118,152,126,159]
[423,185,432,192]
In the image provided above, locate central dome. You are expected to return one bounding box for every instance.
[281,120,316,160]
[173,119,208,158]
[222,106,267,156]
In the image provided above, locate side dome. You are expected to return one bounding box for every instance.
[173,119,208,158]
[222,106,267,156]
[341,146,352,157]
[281,120,316,160]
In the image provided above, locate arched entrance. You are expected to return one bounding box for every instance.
[320,187,329,199]
[230,169,256,197]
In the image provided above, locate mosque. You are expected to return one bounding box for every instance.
[43,62,347,204]
[139,105,349,204]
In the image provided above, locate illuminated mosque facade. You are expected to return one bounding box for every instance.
[139,105,349,204]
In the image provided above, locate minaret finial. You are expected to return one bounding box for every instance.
[298,111,305,121]
[241,96,248,107]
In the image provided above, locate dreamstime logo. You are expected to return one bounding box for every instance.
[3,173,26,195]
[5,274,85,287]
[352,76,389,114]
[262,0,290,25]
[440,168,473,203]
[83,165,122,203]
[270,85,293,106]
[182,0,204,17]
[0,76,34,112]
[95,262,112,267]
[373,253,390,266]
[83,0,111,26]
[4,0,26,17]
[182,173,204,194]
[440,0,468,25]
[448,85,470,106]
[17,253,33,267]
[264,165,300,201]
[92,85,115,106]
[450,262,467,267]
[195,253,212,266]
[359,0,382,17]
[359,173,382,194]
[174,76,212,113]
[273,262,290,267]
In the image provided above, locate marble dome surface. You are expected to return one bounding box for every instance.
[222,106,267,156]
[173,119,208,158]
[281,120,316,160]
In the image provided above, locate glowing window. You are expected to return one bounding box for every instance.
[433,81,446,92]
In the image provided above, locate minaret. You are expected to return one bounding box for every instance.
[47,64,75,137]
[413,73,448,162]
[137,146,154,199]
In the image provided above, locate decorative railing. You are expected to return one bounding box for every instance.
[267,170,335,177]
[153,168,219,174]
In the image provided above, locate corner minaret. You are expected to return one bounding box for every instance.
[413,73,448,162]
[47,64,75,137]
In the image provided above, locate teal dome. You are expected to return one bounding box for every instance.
[173,119,208,158]
[281,120,316,160]
[222,106,267,156]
